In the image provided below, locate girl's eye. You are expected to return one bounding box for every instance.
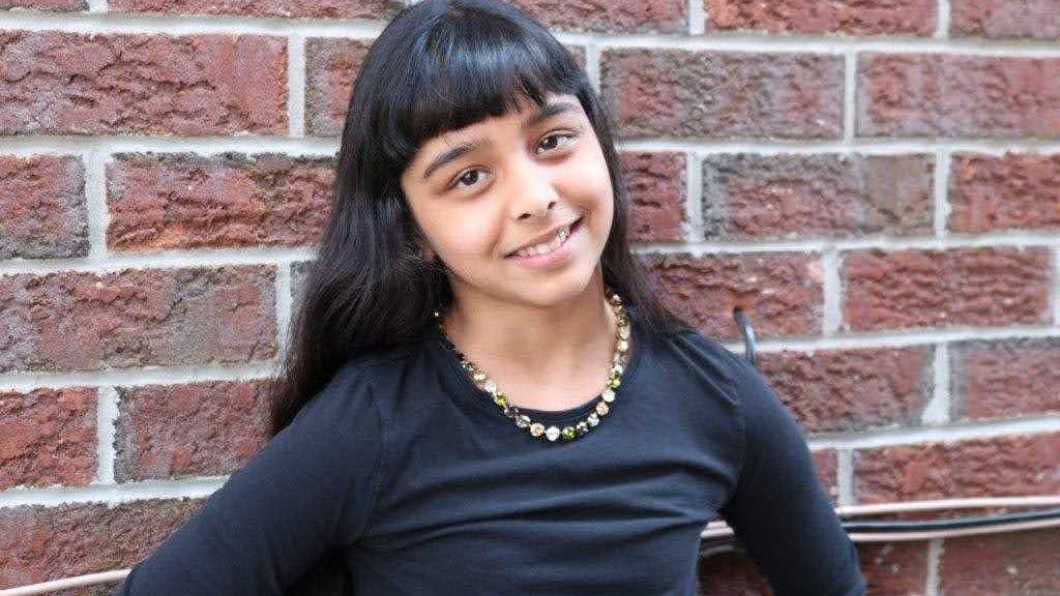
[448,130,580,192]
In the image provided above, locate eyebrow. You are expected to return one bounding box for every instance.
[419,100,581,183]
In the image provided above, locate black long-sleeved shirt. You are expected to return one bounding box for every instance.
[112,306,867,596]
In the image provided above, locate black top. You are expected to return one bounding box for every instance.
[112,307,867,596]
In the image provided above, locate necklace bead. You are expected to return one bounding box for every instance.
[434,289,632,443]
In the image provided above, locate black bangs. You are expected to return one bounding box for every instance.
[381,2,589,169]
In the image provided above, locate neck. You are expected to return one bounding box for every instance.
[440,268,616,381]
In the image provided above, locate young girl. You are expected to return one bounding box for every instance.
[113,1,866,595]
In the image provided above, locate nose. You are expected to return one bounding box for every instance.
[505,154,560,221]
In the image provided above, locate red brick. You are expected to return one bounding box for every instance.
[854,432,1060,503]
[757,346,932,433]
[110,0,402,19]
[641,252,823,340]
[0,155,88,259]
[106,153,333,251]
[0,499,204,591]
[706,0,936,36]
[841,247,1052,332]
[857,53,1060,138]
[621,152,686,243]
[0,31,287,136]
[507,0,686,33]
[812,449,840,503]
[0,0,84,11]
[857,541,930,596]
[702,154,933,240]
[0,387,97,491]
[939,527,1060,596]
[305,38,586,137]
[951,0,1060,39]
[114,380,272,481]
[601,49,843,140]
[0,266,277,373]
[949,152,1060,233]
[951,337,1060,421]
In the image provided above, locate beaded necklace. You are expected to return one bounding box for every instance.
[432,289,632,442]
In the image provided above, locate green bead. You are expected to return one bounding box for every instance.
[607,377,621,389]
[561,426,577,440]
[493,392,507,407]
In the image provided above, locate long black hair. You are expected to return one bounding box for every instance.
[268,0,695,436]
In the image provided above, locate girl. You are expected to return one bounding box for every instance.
[114,1,867,595]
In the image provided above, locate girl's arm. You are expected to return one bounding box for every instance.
[718,353,867,596]
[111,365,384,596]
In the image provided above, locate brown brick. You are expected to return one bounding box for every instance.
[858,541,930,596]
[641,252,823,340]
[0,31,287,136]
[601,49,844,140]
[757,346,932,433]
[854,432,1060,503]
[702,154,933,240]
[0,0,85,11]
[0,155,88,259]
[841,247,1052,332]
[951,337,1060,421]
[0,387,97,491]
[949,152,1060,233]
[507,0,686,33]
[0,266,277,373]
[110,0,402,19]
[290,259,313,311]
[114,380,272,481]
[0,499,204,591]
[951,0,1060,39]
[857,53,1060,138]
[939,528,1060,596]
[698,549,771,595]
[812,449,840,503]
[621,151,686,243]
[106,153,334,251]
[305,38,586,137]
[706,0,936,36]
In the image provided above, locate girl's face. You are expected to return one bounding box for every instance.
[400,92,614,308]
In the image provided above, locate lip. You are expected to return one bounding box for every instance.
[504,217,583,258]
[504,217,583,269]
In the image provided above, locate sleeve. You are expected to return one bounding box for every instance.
[717,352,867,596]
[111,364,384,596]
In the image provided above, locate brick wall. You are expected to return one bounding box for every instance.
[0,1,1058,595]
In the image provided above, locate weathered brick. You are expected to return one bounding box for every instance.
[0,387,97,491]
[756,346,932,433]
[951,337,1060,421]
[114,380,273,482]
[0,499,204,591]
[950,0,1060,39]
[0,31,287,136]
[601,49,844,140]
[0,154,88,260]
[109,0,402,20]
[857,541,930,596]
[305,38,586,137]
[948,152,1060,233]
[857,53,1060,138]
[106,153,334,251]
[698,549,771,595]
[0,266,277,373]
[812,449,840,503]
[705,0,936,36]
[841,247,1052,332]
[939,528,1060,596]
[507,0,686,33]
[641,252,823,340]
[854,432,1060,503]
[0,0,85,11]
[290,259,313,311]
[702,153,933,240]
[621,152,686,243]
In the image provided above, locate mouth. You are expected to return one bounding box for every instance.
[504,216,583,260]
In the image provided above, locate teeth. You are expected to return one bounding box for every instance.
[515,225,570,258]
